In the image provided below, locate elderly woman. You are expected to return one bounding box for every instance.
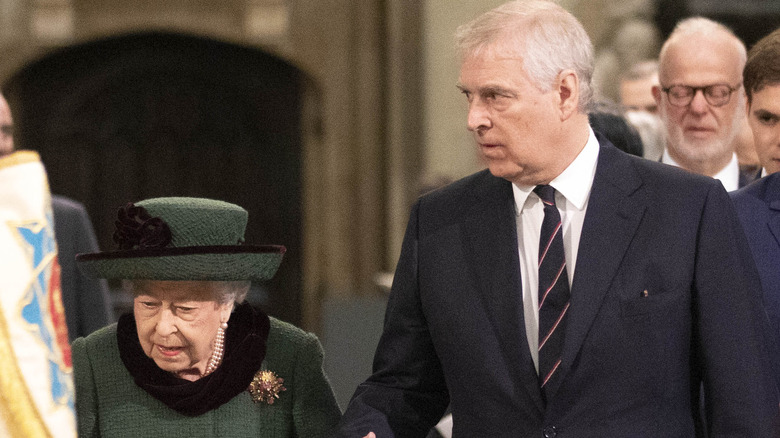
[71,197,341,437]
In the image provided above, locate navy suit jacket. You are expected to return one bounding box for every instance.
[334,141,779,437]
[731,173,780,391]
[52,195,114,341]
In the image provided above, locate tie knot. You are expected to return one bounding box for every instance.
[534,184,556,206]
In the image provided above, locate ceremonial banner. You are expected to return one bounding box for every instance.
[0,151,76,438]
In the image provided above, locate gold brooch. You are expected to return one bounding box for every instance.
[248,370,286,404]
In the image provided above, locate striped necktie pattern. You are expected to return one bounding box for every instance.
[533,184,571,402]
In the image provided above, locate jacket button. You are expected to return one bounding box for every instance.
[543,426,557,437]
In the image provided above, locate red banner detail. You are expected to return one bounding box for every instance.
[47,257,72,368]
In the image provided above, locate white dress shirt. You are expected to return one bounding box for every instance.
[512,128,600,373]
[661,149,741,192]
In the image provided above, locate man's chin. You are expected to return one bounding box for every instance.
[486,164,517,181]
[674,138,729,163]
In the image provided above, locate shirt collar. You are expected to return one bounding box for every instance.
[512,127,600,215]
[661,149,740,191]
[712,153,740,191]
[660,148,676,167]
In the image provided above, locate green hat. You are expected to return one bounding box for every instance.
[76,197,285,281]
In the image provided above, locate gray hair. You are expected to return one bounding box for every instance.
[123,280,251,306]
[454,0,595,112]
[658,17,747,80]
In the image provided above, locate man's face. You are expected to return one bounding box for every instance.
[458,49,565,186]
[0,96,13,157]
[620,75,658,114]
[654,35,744,166]
[747,84,780,175]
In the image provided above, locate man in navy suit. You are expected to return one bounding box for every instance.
[732,26,780,392]
[333,1,779,436]
[0,92,114,340]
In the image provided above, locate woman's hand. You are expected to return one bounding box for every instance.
[363,433,376,438]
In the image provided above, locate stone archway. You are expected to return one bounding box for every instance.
[3,31,314,325]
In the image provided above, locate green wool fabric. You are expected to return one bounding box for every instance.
[76,196,286,281]
[138,197,248,248]
[72,317,341,437]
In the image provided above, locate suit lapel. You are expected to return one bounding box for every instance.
[461,173,545,414]
[766,175,780,247]
[769,207,780,248]
[545,144,647,399]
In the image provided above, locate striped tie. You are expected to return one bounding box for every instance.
[534,184,570,401]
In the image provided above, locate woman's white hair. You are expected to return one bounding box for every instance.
[455,0,595,112]
[123,280,251,305]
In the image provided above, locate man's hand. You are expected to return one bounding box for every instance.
[363,433,376,438]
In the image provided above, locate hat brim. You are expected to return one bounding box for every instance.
[76,245,285,281]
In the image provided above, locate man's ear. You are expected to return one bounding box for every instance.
[557,69,580,120]
[744,91,751,117]
[652,84,662,106]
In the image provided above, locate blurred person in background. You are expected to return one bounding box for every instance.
[0,92,114,340]
[619,60,665,161]
[731,26,780,394]
[742,27,780,178]
[589,100,644,157]
[653,17,756,191]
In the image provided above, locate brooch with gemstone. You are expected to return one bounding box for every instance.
[248,370,286,404]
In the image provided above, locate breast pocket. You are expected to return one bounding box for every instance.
[618,258,690,319]
[620,288,680,318]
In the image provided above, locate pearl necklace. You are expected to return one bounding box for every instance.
[202,321,228,377]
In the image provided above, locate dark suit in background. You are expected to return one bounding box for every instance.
[731,173,780,390]
[52,195,114,341]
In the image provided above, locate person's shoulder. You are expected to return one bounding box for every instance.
[72,323,118,362]
[732,172,780,203]
[415,169,509,224]
[51,194,92,231]
[51,194,87,215]
[421,169,500,202]
[266,317,323,368]
[78,323,117,345]
[268,316,318,346]
[607,145,721,196]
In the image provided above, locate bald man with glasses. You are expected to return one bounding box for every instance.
[653,17,755,191]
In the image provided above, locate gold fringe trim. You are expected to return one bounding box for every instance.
[0,296,52,437]
[0,150,41,170]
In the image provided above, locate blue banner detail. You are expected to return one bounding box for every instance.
[17,220,74,409]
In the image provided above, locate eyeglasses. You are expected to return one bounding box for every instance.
[661,83,741,107]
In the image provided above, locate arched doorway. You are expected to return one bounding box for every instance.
[3,31,314,325]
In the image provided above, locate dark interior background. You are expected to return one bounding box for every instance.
[656,0,780,48]
[3,32,312,325]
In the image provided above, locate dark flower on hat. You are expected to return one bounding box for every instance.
[113,202,173,250]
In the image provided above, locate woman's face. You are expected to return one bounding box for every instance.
[132,280,233,380]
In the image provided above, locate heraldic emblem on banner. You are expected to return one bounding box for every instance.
[0,151,76,438]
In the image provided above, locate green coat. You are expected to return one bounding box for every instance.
[72,317,341,437]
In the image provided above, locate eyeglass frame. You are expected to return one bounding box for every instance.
[660,83,742,108]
